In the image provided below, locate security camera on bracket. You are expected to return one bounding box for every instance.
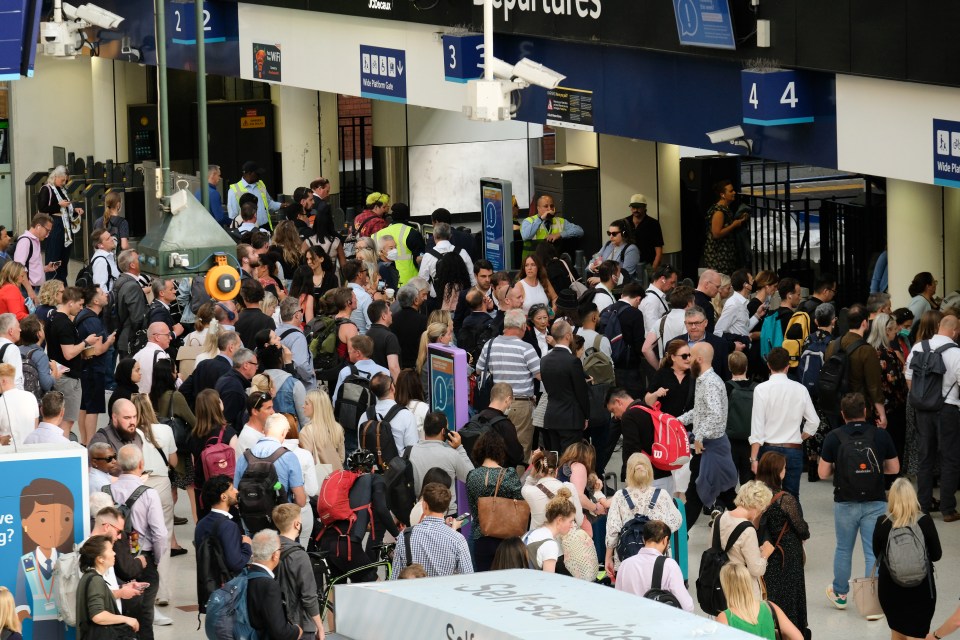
[40,0,125,58]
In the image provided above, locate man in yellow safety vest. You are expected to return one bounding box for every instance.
[372,202,425,286]
[227,161,281,230]
[520,194,583,260]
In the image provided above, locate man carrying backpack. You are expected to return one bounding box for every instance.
[360,373,419,455]
[749,347,820,499]
[246,530,303,640]
[316,450,400,583]
[819,392,900,612]
[905,313,960,520]
[821,304,886,430]
[234,418,307,533]
[606,388,675,492]
[194,476,251,612]
[273,504,323,639]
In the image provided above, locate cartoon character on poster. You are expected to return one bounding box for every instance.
[15,479,75,640]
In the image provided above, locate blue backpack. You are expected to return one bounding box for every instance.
[759,308,790,359]
[797,329,833,402]
[204,567,270,640]
[615,488,661,562]
[599,301,632,366]
[272,375,298,418]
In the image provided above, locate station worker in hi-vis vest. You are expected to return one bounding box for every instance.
[520,193,583,260]
[372,202,426,287]
[227,160,281,230]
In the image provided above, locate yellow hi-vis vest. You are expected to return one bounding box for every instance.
[522,215,567,260]
[373,222,417,285]
[230,180,274,230]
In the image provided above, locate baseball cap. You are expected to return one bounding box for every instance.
[629,194,647,207]
[241,160,263,175]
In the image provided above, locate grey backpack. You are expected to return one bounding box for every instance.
[884,520,929,587]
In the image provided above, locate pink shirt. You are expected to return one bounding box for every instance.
[13,230,42,286]
[614,547,694,612]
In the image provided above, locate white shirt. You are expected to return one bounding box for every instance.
[749,373,820,446]
[640,285,670,336]
[521,527,561,569]
[90,467,114,491]
[0,389,39,444]
[235,424,263,456]
[593,284,617,313]
[91,248,120,293]
[23,422,69,444]
[283,439,319,497]
[577,328,612,358]
[714,291,758,338]
[418,240,476,297]
[521,476,583,531]
[138,425,176,477]
[0,338,23,390]
[657,309,687,354]
[358,399,419,454]
[348,283,373,335]
[905,334,960,406]
[133,342,170,394]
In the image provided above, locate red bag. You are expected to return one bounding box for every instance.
[200,428,236,481]
[315,470,373,559]
[628,401,692,471]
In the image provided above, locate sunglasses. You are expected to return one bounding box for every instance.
[677,353,691,360]
[252,392,270,410]
[94,455,117,462]
[607,231,621,237]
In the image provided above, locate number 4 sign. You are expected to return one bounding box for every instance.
[741,69,814,126]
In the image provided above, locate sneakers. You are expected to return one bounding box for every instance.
[865,613,885,621]
[154,609,173,626]
[826,585,847,610]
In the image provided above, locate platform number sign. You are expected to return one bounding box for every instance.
[742,69,813,126]
[442,34,484,83]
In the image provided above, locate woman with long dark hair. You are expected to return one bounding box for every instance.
[434,248,472,312]
[308,205,347,273]
[107,358,140,416]
[514,254,557,313]
[185,389,238,512]
[288,265,317,323]
[908,271,939,322]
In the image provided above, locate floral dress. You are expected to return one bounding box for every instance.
[759,491,810,632]
[878,345,908,467]
[702,204,739,275]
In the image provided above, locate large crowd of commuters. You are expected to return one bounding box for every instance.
[0,167,958,640]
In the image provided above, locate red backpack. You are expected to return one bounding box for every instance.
[314,471,374,558]
[627,401,692,471]
[201,428,237,482]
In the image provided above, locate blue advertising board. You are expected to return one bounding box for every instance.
[0,448,89,640]
[360,45,407,103]
[441,33,484,84]
[933,119,960,188]
[480,179,512,272]
[673,0,736,50]
[428,344,469,530]
[741,69,814,126]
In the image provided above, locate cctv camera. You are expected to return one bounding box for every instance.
[706,125,747,145]
[512,58,565,90]
[62,2,124,30]
[484,56,523,84]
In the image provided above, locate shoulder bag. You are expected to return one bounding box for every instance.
[477,468,530,539]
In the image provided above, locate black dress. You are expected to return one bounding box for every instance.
[873,513,942,638]
[759,490,810,632]
[646,367,693,417]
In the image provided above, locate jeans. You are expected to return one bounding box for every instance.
[759,445,804,500]
[832,500,886,596]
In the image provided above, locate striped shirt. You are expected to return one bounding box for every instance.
[476,335,540,396]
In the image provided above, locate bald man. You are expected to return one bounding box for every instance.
[694,269,722,334]
[89,398,145,453]
[133,322,174,393]
[677,341,738,527]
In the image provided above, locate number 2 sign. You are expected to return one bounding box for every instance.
[741,69,814,126]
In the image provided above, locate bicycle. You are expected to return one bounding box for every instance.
[308,541,396,623]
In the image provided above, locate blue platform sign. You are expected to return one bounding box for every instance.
[0,0,42,80]
[933,119,960,188]
[360,45,407,103]
[168,0,232,44]
[741,69,815,126]
[441,33,484,83]
[673,0,736,50]
[480,178,512,271]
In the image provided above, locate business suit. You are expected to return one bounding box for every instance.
[677,332,732,381]
[246,564,301,640]
[540,344,591,453]
[180,353,232,404]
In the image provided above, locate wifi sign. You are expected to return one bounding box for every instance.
[442,34,484,84]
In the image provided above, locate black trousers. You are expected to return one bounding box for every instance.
[543,428,586,462]
[125,553,159,640]
[729,438,753,486]
[684,453,737,528]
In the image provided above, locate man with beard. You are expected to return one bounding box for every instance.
[194,475,252,578]
[89,397,144,452]
[676,342,738,528]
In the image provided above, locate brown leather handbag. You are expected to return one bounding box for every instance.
[477,468,530,539]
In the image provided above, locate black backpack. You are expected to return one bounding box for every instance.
[725,380,757,442]
[459,412,510,458]
[74,255,112,290]
[0,344,42,402]
[816,338,869,415]
[644,555,683,608]
[237,448,289,532]
[615,488,661,562]
[195,528,231,614]
[599,301,632,366]
[458,316,497,363]
[696,519,753,616]
[383,446,417,526]
[426,248,461,293]
[334,365,375,437]
[908,341,959,412]
[359,404,404,471]
[834,428,884,502]
[102,485,150,536]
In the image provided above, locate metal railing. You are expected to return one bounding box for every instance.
[338,115,372,214]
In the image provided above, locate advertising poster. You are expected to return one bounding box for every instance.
[252,43,282,82]
[0,450,89,639]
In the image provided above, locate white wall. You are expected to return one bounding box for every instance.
[271,84,321,194]
[887,179,943,308]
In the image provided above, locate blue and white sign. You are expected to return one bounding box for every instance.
[742,69,815,126]
[480,178,512,271]
[441,33,484,83]
[168,0,232,44]
[673,0,736,50]
[0,0,42,80]
[934,119,960,188]
[360,45,407,103]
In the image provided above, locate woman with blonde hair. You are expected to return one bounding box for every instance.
[718,561,803,639]
[299,389,345,471]
[0,586,22,639]
[874,478,941,640]
[415,321,453,402]
[0,261,28,320]
[249,372,275,397]
[183,302,215,348]
[270,219,303,281]
[522,487,578,573]
[604,452,681,577]
[35,278,64,323]
[715,480,775,601]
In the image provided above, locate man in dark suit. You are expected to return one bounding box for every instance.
[246,530,302,640]
[676,306,732,381]
[180,331,241,404]
[539,319,591,453]
[194,476,251,611]
[215,348,258,431]
[234,279,276,350]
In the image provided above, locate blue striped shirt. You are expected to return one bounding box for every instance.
[476,335,540,396]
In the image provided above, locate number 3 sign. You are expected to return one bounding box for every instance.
[741,69,814,126]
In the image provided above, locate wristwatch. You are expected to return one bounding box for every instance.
[749,458,758,463]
